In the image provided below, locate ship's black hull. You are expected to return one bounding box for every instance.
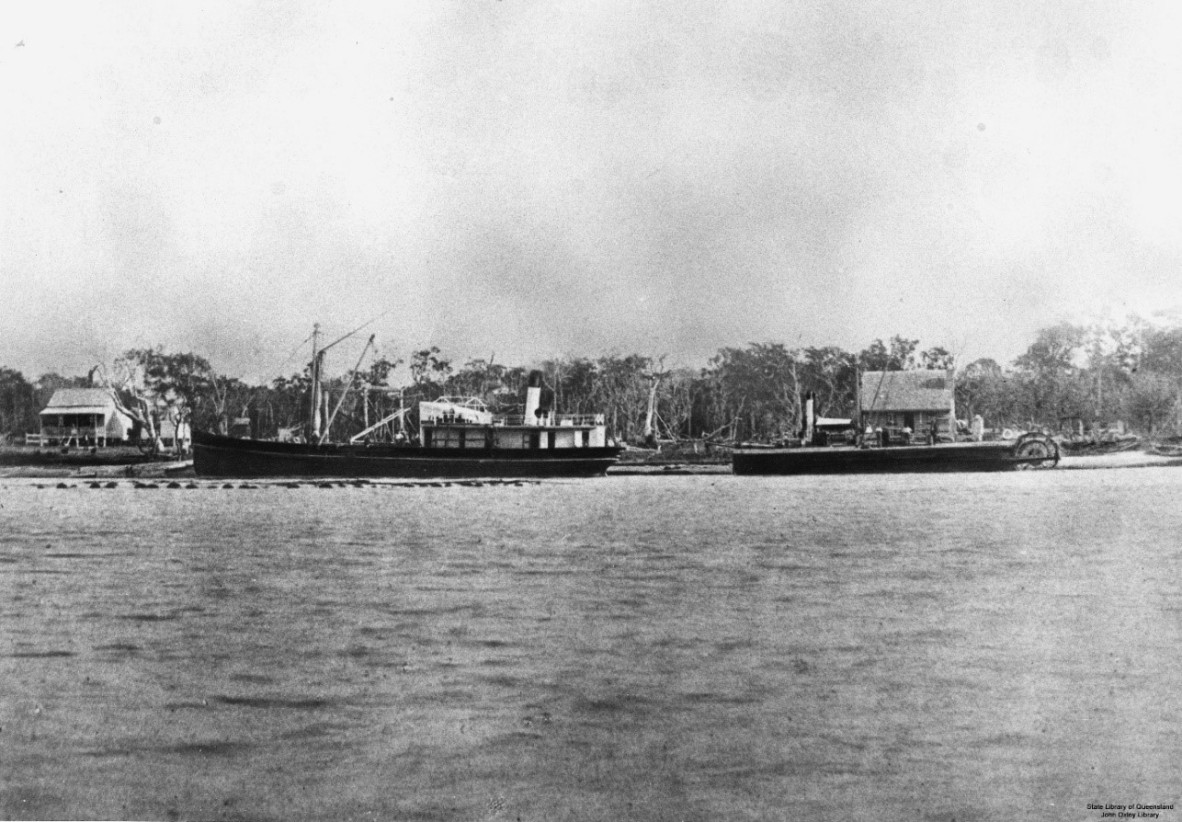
[733,440,1053,475]
[193,430,621,478]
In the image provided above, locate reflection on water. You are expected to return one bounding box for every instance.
[2,470,1181,820]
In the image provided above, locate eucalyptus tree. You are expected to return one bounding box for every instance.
[591,354,652,443]
[0,368,37,438]
[799,346,856,418]
[1127,372,1177,434]
[920,346,955,370]
[408,347,453,397]
[857,336,919,372]
[95,347,216,454]
[1013,323,1089,426]
[706,343,801,442]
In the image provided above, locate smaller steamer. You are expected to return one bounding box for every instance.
[732,384,1062,475]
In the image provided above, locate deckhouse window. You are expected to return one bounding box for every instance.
[429,429,463,448]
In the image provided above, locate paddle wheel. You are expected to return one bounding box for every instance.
[1012,432,1060,470]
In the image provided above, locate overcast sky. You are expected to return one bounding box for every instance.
[3,1,1181,383]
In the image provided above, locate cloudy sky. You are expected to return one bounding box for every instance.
[3,1,1181,383]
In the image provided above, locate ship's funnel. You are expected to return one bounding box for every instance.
[804,392,815,444]
[525,370,543,426]
[310,350,326,442]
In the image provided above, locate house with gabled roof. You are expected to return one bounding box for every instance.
[37,388,134,446]
[860,369,956,442]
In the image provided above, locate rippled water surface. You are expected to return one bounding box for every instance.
[2,470,1181,821]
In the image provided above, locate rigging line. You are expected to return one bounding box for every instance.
[264,308,392,384]
[268,330,317,381]
[320,309,394,354]
[868,369,888,416]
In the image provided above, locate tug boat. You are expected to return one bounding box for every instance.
[193,328,621,478]
[194,377,620,478]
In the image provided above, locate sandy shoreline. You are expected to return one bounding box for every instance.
[0,461,195,480]
[3,451,1181,480]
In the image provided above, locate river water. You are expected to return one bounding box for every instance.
[1,469,1181,821]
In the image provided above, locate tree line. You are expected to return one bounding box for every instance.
[3,317,1182,447]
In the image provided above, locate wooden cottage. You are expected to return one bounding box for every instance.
[860,369,956,442]
[37,388,134,446]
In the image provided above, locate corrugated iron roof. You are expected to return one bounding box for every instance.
[40,388,116,413]
[860,370,953,412]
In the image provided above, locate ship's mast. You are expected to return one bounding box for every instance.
[309,323,321,442]
[308,316,385,443]
[854,362,862,432]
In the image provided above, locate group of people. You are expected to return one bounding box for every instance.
[860,419,941,447]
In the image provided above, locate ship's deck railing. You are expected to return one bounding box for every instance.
[556,414,606,426]
[433,396,490,411]
[421,411,607,427]
[481,413,606,427]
